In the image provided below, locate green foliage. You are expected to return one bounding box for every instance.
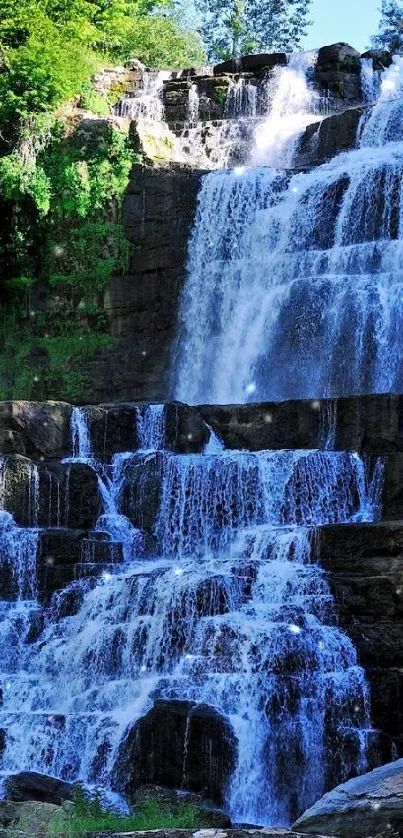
[0,0,205,130]
[213,83,229,104]
[80,88,111,116]
[371,0,403,53]
[0,0,205,402]
[0,12,99,123]
[50,789,201,836]
[117,13,206,67]
[195,0,312,61]
[0,121,137,400]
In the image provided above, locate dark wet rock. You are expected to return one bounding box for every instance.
[0,455,100,529]
[165,402,210,453]
[199,394,403,454]
[0,729,5,758]
[113,700,236,805]
[316,522,403,753]
[95,829,334,838]
[293,758,403,837]
[90,403,138,458]
[5,771,74,805]
[121,451,164,532]
[38,528,87,565]
[314,43,361,101]
[0,401,72,460]
[361,49,393,70]
[40,461,101,529]
[81,166,202,403]
[214,53,287,75]
[297,107,365,167]
[36,529,123,604]
[317,43,361,67]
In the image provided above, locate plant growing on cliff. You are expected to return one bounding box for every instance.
[371,0,403,53]
[195,0,312,61]
[0,120,139,401]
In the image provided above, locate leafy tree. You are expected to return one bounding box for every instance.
[116,13,205,65]
[195,0,311,61]
[0,0,205,126]
[371,0,403,53]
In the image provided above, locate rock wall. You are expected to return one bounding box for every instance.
[317,523,403,757]
[81,166,202,403]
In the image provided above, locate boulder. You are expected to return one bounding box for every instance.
[5,771,74,805]
[113,700,236,805]
[0,400,72,460]
[361,49,393,70]
[165,402,210,453]
[293,758,403,837]
[214,53,287,75]
[314,44,361,102]
[296,107,365,167]
[0,799,59,833]
[126,58,146,71]
[317,43,361,67]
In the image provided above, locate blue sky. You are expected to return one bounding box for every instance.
[303,0,381,53]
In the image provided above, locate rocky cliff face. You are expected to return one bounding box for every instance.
[82,166,202,403]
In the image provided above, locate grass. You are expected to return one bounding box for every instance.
[49,793,202,837]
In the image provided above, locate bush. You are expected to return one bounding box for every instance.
[50,788,201,836]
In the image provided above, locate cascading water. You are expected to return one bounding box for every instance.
[253,51,325,168]
[0,49,395,831]
[71,406,93,461]
[175,55,403,404]
[135,404,165,452]
[0,398,385,824]
[114,71,170,121]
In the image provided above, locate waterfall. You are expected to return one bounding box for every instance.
[188,85,199,124]
[0,438,381,825]
[71,407,93,460]
[253,51,323,167]
[360,58,381,104]
[135,404,165,452]
[175,57,403,404]
[225,79,258,119]
[114,71,170,121]
[0,44,396,830]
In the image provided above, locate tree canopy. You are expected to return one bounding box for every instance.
[0,0,205,125]
[371,0,403,54]
[195,0,312,62]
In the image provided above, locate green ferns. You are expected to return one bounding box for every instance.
[0,120,139,402]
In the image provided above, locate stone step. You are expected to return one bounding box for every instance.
[3,395,403,462]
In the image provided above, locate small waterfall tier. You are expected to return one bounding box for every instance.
[175,56,403,404]
[0,402,387,826]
